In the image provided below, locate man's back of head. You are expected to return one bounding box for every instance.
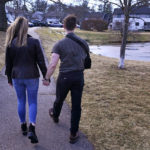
[63,14,77,31]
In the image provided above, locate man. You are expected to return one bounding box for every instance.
[43,14,89,144]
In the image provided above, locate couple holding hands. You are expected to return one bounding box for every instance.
[5,14,90,144]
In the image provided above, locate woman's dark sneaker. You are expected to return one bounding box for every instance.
[21,123,28,136]
[28,124,38,144]
[49,108,59,123]
[69,132,79,144]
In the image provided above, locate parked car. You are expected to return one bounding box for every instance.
[31,20,41,26]
[49,23,63,28]
[28,22,34,27]
[39,21,49,27]
[7,20,12,27]
[76,24,80,29]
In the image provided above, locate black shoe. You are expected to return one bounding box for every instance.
[69,132,79,144]
[28,124,38,144]
[49,108,59,123]
[21,123,28,136]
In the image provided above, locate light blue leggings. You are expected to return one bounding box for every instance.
[13,78,39,124]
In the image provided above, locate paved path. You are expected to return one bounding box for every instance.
[0,28,94,150]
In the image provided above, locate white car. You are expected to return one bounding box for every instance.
[28,22,34,27]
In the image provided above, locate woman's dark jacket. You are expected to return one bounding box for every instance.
[5,35,47,84]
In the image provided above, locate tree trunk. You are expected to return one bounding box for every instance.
[13,0,20,19]
[118,14,129,69]
[0,1,7,31]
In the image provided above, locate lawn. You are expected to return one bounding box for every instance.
[0,29,150,70]
[76,30,150,44]
[0,28,150,150]
[37,28,150,45]
[37,28,150,150]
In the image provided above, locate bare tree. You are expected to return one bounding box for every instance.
[102,0,112,13]
[98,0,150,68]
[0,0,13,31]
[6,0,31,20]
[13,0,21,18]
[32,0,48,12]
[47,0,66,19]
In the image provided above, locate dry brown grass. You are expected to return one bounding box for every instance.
[81,55,150,150]
[0,32,6,70]
[37,28,150,45]
[36,28,150,150]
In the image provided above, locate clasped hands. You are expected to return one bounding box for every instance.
[42,78,50,86]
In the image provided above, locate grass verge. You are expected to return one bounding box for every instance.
[76,30,150,44]
[0,28,150,70]
[37,27,150,150]
[0,32,6,71]
[37,28,150,45]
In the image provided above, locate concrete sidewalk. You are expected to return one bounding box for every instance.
[0,28,94,150]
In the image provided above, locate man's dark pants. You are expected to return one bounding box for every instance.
[52,71,84,135]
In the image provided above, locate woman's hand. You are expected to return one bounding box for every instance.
[42,79,50,86]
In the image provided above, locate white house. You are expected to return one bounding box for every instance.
[32,11,44,21]
[112,6,150,31]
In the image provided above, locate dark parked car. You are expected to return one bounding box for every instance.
[31,20,41,26]
[39,21,49,27]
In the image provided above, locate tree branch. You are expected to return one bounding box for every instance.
[110,2,122,8]
[124,0,127,6]
[128,0,132,7]
[4,0,13,2]
[48,0,66,7]
[119,0,124,8]
[131,0,150,9]
[98,0,122,8]
[129,16,145,22]
[48,0,63,4]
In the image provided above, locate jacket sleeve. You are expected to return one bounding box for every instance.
[5,47,13,84]
[35,39,47,78]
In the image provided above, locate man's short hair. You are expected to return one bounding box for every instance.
[63,14,77,31]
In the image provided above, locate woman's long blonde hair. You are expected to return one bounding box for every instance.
[5,16,28,48]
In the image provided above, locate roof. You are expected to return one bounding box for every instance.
[114,6,150,15]
[6,6,15,13]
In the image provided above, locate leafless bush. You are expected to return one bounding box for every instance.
[81,19,108,32]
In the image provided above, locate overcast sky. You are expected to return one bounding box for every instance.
[48,0,119,8]
[47,0,119,10]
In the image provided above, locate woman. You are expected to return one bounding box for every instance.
[5,17,47,144]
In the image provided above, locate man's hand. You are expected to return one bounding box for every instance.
[43,53,59,87]
[9,83,13,87]
[43,79,50,86]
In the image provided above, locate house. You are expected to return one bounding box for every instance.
[112,6,150,31]
[32,11,44,21]
[83,12,112,24]
[5,6,15,22]
[5,6,61,23]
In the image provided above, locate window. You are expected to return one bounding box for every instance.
[135,22,139,26]
[117,15,121,18]
[115,21,123,30]
[141,15,150,18]
[144,22,150,26]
